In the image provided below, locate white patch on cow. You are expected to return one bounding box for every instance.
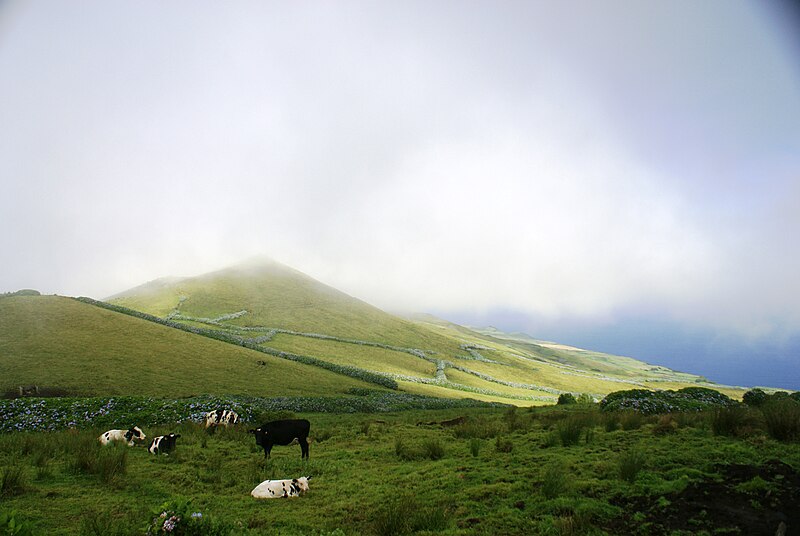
[251,476,310,499]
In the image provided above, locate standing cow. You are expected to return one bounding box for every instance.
[249,419,311,459]
[147,433,181,455]
[204,409,240,429]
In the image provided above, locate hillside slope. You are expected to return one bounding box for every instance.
[110,259,461,354]
[0,295,379,397]
[106,260,743,403]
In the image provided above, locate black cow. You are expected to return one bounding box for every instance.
[147,433,181,455]
[249,419,311,459]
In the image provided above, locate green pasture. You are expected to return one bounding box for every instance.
[1,404,798,535]
[0,296,376,398]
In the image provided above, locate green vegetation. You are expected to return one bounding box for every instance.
[599,387,736,414]
[1,404,798,535]
[0,296,384,397]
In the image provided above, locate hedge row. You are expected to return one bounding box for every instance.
[0,391,505,433]
[600,387,736,414]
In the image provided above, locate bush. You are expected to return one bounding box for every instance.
[742,388,768,407]
[557,393,577,405]
[600,388,735,414]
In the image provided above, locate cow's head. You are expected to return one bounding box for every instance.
[293,476,311,493]
[248,428,267,446]
[129,426,145,441]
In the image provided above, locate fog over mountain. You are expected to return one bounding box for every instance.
[1,1,799,388]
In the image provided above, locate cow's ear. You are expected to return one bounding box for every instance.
[306,476,312,480]
[248,429,255,434]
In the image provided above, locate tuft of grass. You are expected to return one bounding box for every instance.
[453,418,504,439]
[1,465,27,497]
[469,438,481,457]
[494,436,513,453]
[541,463,569,499]
[619,410,644,431]
[653,415,678,435]
[618,450,646,483]
[422,438,446,460]
[373,496,450,536]
[557,415,586,447]
[95,447,128,485]
[761,399,800,441]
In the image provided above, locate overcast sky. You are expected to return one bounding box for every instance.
[2,1,799,386]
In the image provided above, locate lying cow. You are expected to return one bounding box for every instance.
[249,419,311,459]
[204,409,240,429]
[147,433,181,455]
[251,476,310,499]
[98,426,146,446]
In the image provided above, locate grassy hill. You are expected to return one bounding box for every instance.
[101,259,745,403]
[0,295,379,397]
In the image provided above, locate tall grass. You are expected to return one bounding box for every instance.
[762,399,800,441]
[0,465,27,497]
[541,463,569,499]
[618,450,646,483]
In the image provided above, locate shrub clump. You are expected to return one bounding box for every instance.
[600,387,735,415]
[557,393,577,405]
[742,388,769,407]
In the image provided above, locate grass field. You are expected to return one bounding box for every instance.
[1,403,798,535]
[0,296,377,397]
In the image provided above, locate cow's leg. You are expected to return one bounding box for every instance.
[299,438,309,459]
[264,445,272,459]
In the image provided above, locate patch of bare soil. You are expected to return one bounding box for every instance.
[608,460,800,535]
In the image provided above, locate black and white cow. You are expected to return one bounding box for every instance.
[251,476,311,499]
[147,433,181,455]
[204,409,240,429]
[248,419,311,459]
[98,426,146,446]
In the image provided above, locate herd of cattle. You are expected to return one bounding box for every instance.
[96,410,312,499]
